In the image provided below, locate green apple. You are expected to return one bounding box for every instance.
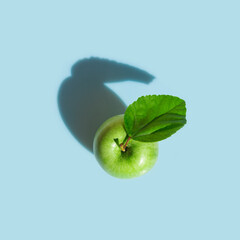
[93,114,158,179]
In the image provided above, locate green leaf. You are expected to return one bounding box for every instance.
[114,138,120,147]
[124,95,187,142]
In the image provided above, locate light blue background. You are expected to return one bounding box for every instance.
[1,1,239,239]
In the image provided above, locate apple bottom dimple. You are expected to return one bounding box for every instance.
[115,143,158,178]
[97,140,158,179]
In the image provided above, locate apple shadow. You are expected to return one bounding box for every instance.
[57,57,154,153]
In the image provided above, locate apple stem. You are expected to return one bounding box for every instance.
[120,137,131,152]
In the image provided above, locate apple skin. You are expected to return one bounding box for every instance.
[93,114,158,179]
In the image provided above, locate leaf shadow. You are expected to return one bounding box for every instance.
[57,57,154,153]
